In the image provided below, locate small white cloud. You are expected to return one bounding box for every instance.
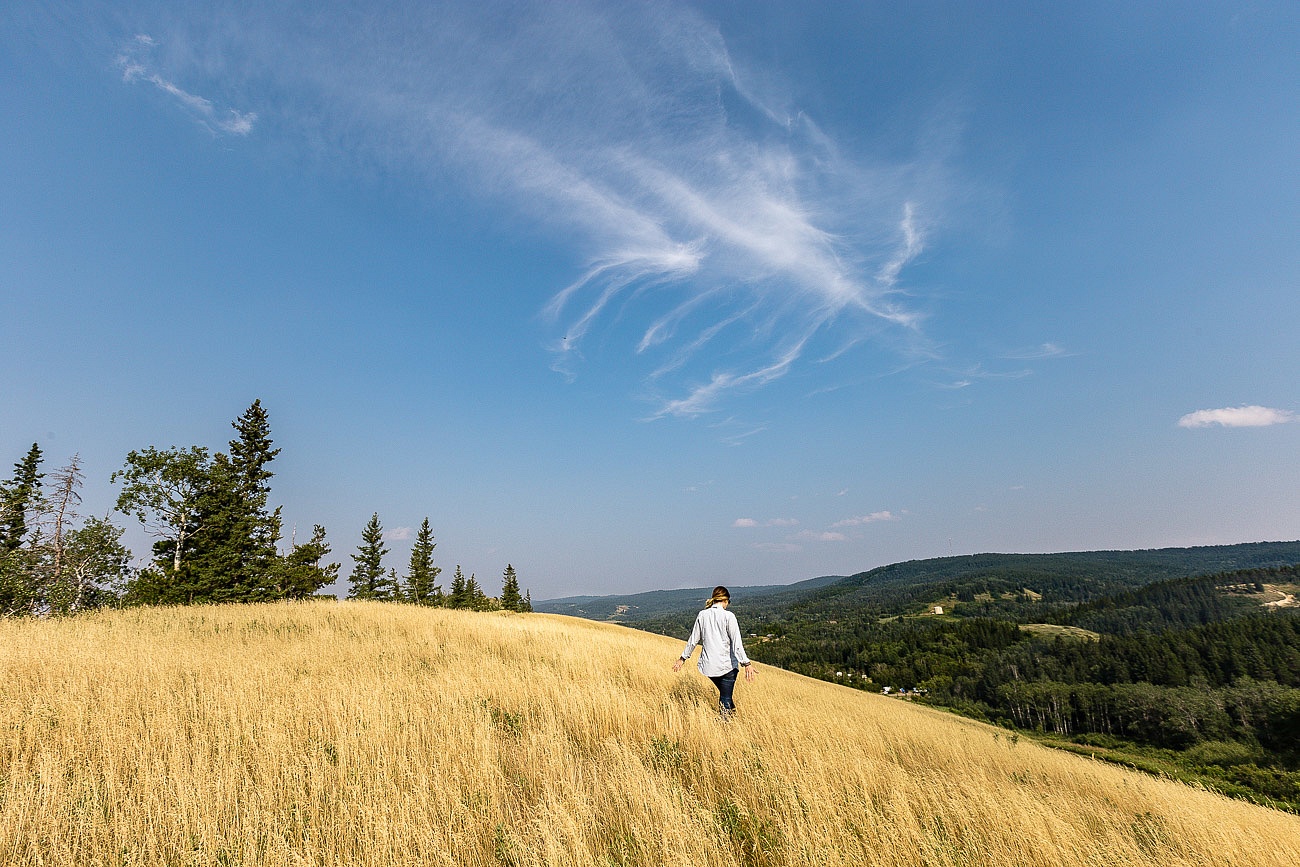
[733,517,798,528]
[1177,406,1296,429]
[219,109,258,136]
[795,530,846,542]
[384,527,414,541]
[754,542,802,553]
[831,511,897,528]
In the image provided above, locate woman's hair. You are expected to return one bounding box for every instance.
[706,586,730,607]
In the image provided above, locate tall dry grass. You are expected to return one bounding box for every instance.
[2,601,1298,866]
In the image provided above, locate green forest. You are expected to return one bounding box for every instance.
[632,556,1300,811]
[0,401,530,616]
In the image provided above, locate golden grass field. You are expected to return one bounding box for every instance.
[3,602,1299,866]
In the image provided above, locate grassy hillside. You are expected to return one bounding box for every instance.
[4,603,1300,866]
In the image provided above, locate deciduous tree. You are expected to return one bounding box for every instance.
[112,445,211,576]
[56,517,132,613]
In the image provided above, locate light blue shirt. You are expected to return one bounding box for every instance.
[681,603,750,677]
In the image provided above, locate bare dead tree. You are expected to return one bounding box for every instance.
[47,454,84,583]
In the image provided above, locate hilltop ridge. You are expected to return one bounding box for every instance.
[535,540,1300,626]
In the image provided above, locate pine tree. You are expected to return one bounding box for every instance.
[0,443,44,614]
[1,444,44,551]
[521,589,533,613]
[348,513,389,600]
[405,518,442,605]
[273,525,339,599]
[186,401,282,602]
[383,568,403,602]
[465,573,485,611]
[448,565,467,609]
[500,564,521,612]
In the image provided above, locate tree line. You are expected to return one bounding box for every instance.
[0,400,530,615]
[344,511,530,612]
[735,566,1300,808]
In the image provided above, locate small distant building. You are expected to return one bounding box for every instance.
[932,605,944,615]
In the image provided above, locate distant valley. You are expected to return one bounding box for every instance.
[539,540,1300,810]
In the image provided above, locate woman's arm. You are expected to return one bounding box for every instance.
[727,612,757,681]
[674,616,702,670]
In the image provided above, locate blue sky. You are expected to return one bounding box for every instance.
[3,1,1298,598]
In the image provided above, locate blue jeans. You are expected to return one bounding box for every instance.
[709,668,739,713]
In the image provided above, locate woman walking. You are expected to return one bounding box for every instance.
[673,586,756,717]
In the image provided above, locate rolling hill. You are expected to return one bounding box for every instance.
[539,541,1300,635]
[3,601,1299,865]
[534,573,845,622]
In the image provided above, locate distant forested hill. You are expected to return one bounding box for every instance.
[543,541,1300,809]
[611,541,1300,638]
[532,573,844,621]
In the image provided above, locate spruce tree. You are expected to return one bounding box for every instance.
[347,513,388,600]
[448,565,467,609]
[273,525,339,599]
[382,568,403,602]
[500,564,521,612]
[186,400,282,602]
[465,573,485,611]
[521,589,533,613]
[1,444,44,551]
[405,518,442,605]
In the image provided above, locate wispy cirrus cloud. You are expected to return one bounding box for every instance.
[1178,406,1296,429]
[1001,342,1070,360]
[933,364,1032,390]
[109,2,949,418]
[116,34,256,136]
